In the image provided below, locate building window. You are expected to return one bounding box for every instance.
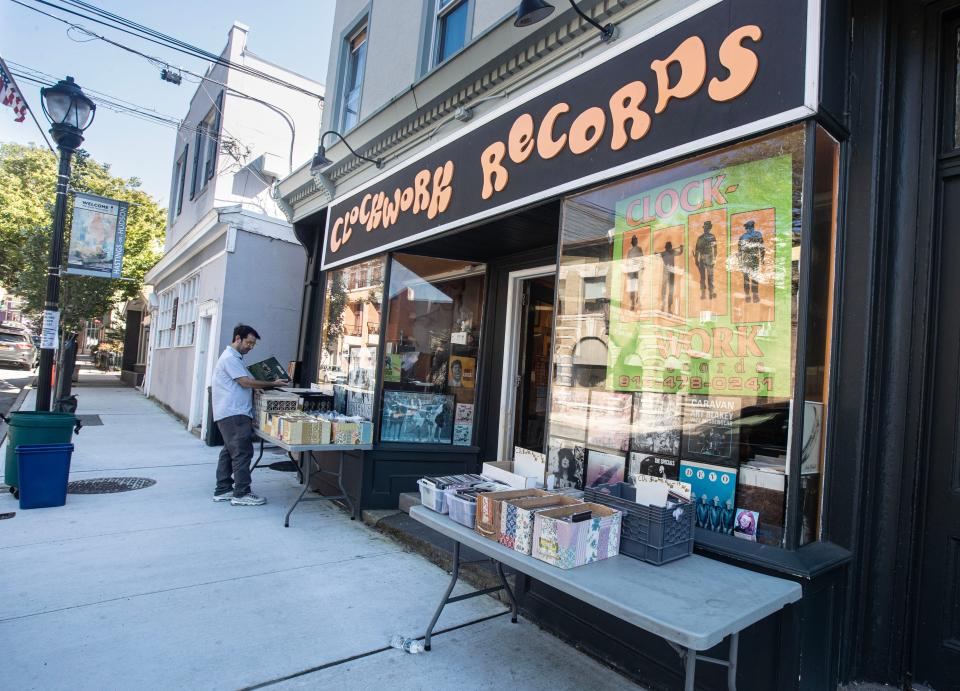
[190,93,223,198]
[173,145,188,217]
[550,124,840,549]
[157,289,175,348]
[175,275,200,347]
[379,255,486,446]
[340,23,367,131]
[434,0,470,65]
[317,256,386,423]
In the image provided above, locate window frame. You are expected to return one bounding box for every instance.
[173,145,188,217]
[189,94,223,199]
[338,19,369,132]
[432,0,471,67]
[174,274,200,347]
[156,288,176,349]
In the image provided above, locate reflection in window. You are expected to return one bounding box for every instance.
[380,254,485,445]
[955,28,960,149]
[317,256,386,423]
[548,126,839,548]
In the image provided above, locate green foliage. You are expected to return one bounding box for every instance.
[323,272,347,354]
[0,143,166,330]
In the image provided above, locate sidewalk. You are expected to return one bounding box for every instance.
[0,375,636,691]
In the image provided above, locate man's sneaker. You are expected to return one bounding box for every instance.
[212,491,233,502]
[231,493,267,506]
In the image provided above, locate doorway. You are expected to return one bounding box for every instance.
[498,266,556,459]
[912,10,960,687]
[188,304,217,434]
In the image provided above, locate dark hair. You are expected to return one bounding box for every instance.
[233,324,261,341]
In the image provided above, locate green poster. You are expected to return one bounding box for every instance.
[607,154,793,398]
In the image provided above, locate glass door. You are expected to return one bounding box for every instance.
[512,275,555,454]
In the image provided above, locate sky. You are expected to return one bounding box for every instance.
[0,0,335,205]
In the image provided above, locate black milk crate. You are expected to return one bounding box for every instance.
[584,482,694,565]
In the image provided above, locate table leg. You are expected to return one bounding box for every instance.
[250,437,266,472]
[287,451,304,483]
[494,561,518,623]
[337,451,356,520]
[284,450,313,528]
[684,647,697,691]
[727,632,739,691]
[425,541,461,652]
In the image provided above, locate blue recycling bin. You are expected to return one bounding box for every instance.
[15,443,74,509]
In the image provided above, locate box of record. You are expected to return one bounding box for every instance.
[330,420,373,445]
[254,390,299,413]
[532,503,622,569]
[260,412,280,438]
[499,495,583,555]
[418,474,486,513]
[278,415,331,445]
[475,488,549,541]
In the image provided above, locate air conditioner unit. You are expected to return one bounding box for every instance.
[258,152,286,180]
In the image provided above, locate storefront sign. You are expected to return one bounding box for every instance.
[66,192,129,278]
[606,153,794,398]
[322,0,817,269]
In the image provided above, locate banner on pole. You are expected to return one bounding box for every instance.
[65,192,129,278]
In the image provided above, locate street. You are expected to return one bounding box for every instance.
[0,364,34,418]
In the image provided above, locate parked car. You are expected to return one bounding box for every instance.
[0,328,37,370]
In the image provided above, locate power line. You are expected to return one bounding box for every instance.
[11,0,324,100]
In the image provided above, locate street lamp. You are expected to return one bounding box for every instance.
[36,76,95,412]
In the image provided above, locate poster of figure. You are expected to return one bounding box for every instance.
[347,346,376,392]
[679,460,738,534]
[448,356,476,388]
[380,391,454,443]
[547,437,586,490]
[607,154,793,398]
[681,394,740,465]
[585,450,626,488]
[586,390,632,452]
[455,403,474,424]
[631,391,682,457]
[733,508,759,541]
[629,452,679,480]
[66,192,129,278]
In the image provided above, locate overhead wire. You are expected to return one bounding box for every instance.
[11,0,324,100]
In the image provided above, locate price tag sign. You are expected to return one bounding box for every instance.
[41,309,60,350]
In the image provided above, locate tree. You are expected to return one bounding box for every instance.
[0,143,166,331]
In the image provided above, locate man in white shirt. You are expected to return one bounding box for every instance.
[212,324,288,505]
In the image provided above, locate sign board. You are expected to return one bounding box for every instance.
[40,309,59,350]
[65,192,129,278]
[321,0,819,269]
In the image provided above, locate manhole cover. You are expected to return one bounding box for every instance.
[67,477,156,494]
[76,415,103,426]
[268,461,299,472]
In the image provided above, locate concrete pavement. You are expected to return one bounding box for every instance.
[0,377,637,690]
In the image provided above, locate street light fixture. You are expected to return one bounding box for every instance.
[35,76,96,412]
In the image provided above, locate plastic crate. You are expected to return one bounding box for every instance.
[417,475,485,513]
[447,491,478,528]
[584,482,694,565]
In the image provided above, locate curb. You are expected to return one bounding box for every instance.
[0,383,33,449]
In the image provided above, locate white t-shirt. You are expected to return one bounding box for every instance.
[212,346,253,421]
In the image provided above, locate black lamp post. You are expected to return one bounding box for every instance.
[36,76,96,412]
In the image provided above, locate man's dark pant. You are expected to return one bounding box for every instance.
[216,415,253,497]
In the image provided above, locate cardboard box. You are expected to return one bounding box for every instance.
[474,488,549,541]
[532,502,622,569]
[482,461,543,489]
[278,415,331,445]
[499,495,583,554]
[254,391,300,413]
[330,420,372,445]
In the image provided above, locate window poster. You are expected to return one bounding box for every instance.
[630,391,682,457]
[629,452,679,480]
[585,450,627,488]
[547,437,586,490]
[548,386,589,441]
[586,390,632,452]
[679,460,738,534]
[680,394,741,466]
[448,355,476,388]
[380,391,454,444]
[607,154,794,399]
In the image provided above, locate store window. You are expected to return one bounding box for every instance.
[317,256,386,423]
[549,125,839,549]
[379,254,485,445]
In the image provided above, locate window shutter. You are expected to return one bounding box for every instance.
[177,145,188,215]
[189,130,202,199]
[206,92,223,182]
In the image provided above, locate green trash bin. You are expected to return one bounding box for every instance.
[3,412,81,491]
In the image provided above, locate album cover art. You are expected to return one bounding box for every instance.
[733,508,759,541]
[679,460,738,534]
[548,386,589,441]
[380,391,454,444]
[455,403,474,424]
[547,437,586,490]
[586,390,632,452]
[631,391,683,457]
[681,394,741,465]
[628,452,679,480]
[452,423,472,446]
[585,450,627,488]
